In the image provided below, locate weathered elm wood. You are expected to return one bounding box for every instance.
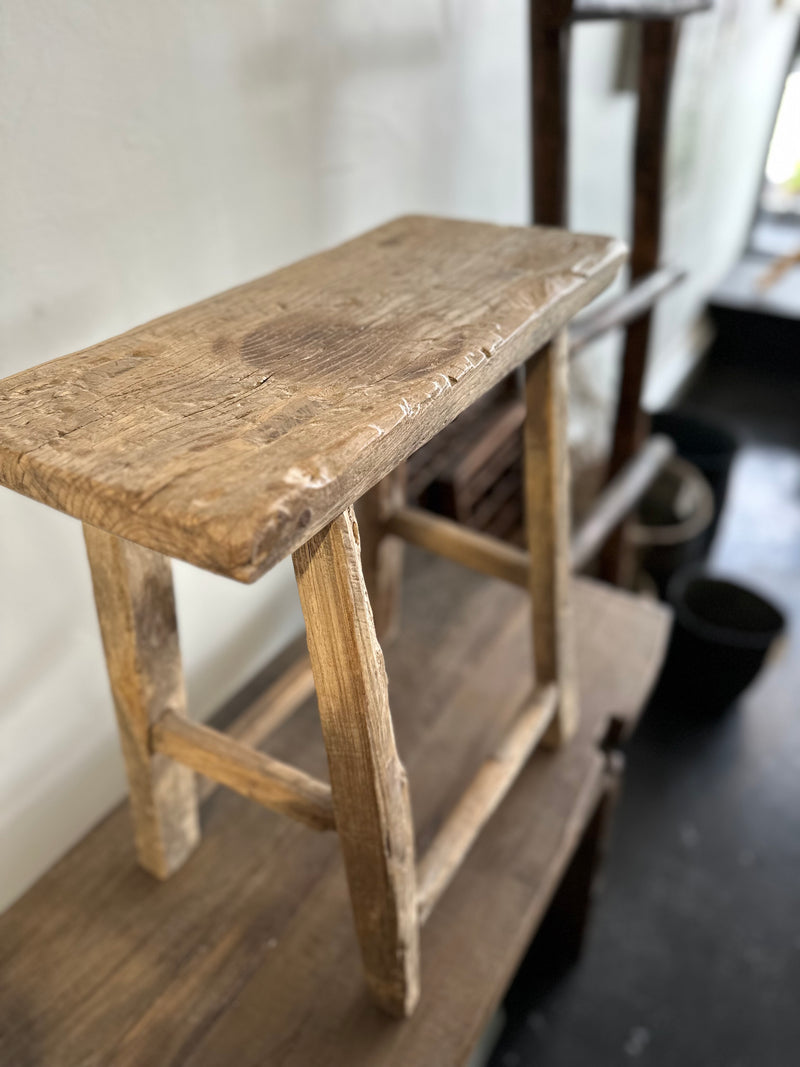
[416,684,557,924]
[571,433,675,571]
[83,526,200,879]
[151,711,334,832]
[0,570,670,1067]
[568,266,684,354]
[196,654,315,802]
[389,435,672,587]
[357,465,406,641]
[385,505,530,588]
[0,216,624,582]
[524,330,578,745]
[293,508,419,1017]
[572,0,711,18]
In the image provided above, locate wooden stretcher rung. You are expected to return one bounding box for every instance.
[416,684,558,924]
[571,434,675,571]
[198,656,317,801]
[151,711,335,832]
[387,435,673,583]
[569,266,685,355]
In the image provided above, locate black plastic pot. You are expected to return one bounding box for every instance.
[627,457,715,598]
[651,410,738,546]
[652,567,786,715]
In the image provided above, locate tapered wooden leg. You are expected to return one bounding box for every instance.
[84,526,200,879]
[293,508,419,1017]
[357,464,406,641]
[524,329,579,745]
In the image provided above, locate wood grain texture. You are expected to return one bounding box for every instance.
[416,684,557,924]
[293,508,419,1017]
[524,330,578,745]
[83,526,200,879]
[151,711,334,831]
[0,568,670,1067]
[0,216,624,582]
[356,465,406,641]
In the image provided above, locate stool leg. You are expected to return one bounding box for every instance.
[293,508,419,1017]
[84,526,200,879]
[357,464,406,641]
[524,328,579,745]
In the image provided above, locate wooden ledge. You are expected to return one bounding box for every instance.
[0,216,624,581]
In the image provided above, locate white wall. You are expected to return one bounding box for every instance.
[0,0,795,910]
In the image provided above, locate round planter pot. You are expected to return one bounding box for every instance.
[651,409,738,546]
[627,456,715,598]
[652,567,786,715]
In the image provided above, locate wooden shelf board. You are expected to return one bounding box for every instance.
[0,559,670,1067]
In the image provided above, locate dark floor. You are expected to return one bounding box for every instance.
[488,357,800,1066]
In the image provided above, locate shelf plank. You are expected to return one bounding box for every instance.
[0,561,669,1067]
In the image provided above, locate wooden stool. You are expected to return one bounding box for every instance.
[0,215,624,1017]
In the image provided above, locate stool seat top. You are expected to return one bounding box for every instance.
[0,215,624,581]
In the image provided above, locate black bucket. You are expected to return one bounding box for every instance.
[651,409,738,546]
[652,567,786,715]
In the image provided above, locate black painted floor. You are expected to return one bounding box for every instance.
[489,361,800,1067]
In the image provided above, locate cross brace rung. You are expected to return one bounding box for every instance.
[151,710,335,832]
[385,434,674,582]
[416,684,558,924]
[198,656,317,802]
